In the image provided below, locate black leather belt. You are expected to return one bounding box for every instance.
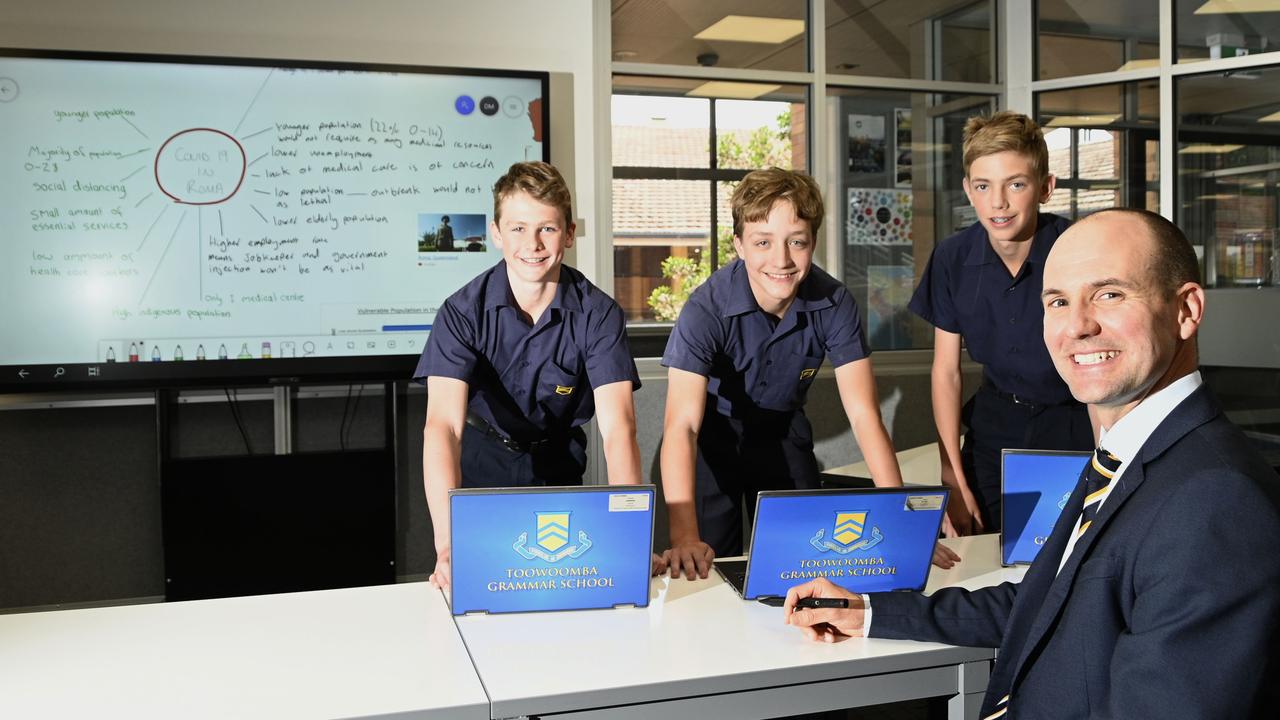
[465,412,557,454]
[981,383,1051,410]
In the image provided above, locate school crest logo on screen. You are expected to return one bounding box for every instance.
[513,511,592,562]
[811,510,884,554]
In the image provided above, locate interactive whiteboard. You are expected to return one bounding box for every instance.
[0,50,547,391]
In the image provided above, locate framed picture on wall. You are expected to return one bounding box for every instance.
[847,188,913,245]
[848,114,886,174]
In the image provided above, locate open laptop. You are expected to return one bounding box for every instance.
[715,487,950,600]
[1001,449,1091,566]
[448,485,656,615]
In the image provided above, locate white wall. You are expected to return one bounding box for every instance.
[0,0,603,277]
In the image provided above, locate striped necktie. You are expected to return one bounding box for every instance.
[982,449,1123,720]
[1078,447,1121,537]
[983,694,1010,719]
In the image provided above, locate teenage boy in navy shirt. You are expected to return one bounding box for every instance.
[415,161,655,589]
[910,112,1092,535]
[661,168,959,579]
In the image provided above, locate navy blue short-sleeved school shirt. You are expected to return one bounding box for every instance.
[662,259,869,418]
[413,261,640,441]
[908,214,1073,406]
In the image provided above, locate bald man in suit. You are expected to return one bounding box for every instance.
[784,208,1280,719]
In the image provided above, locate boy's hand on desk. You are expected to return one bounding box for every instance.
[784,577,865,642]
[946,489,984,536]
[667,540,714,580]
[931,541,961,569]
[650,552,669,577]
[429,548,452,591]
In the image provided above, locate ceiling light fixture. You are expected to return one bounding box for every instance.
[694,15,805,44]
[1178,143,1245,154]
[686,81,782,100]
[1044,114,1121,127]
[1195,0,1280,14]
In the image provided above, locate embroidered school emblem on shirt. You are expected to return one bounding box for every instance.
[811,511,884,554]
[513,511,592,562]
[555,385,575,396]
[799,368,817,380]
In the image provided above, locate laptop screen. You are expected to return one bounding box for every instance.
[1001,450,1091,565]
[449,485,655,615]
[742,488,948,600]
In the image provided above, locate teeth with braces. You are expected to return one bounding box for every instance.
[1074,351,1118,365]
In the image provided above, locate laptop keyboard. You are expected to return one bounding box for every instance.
[716,559,748,594]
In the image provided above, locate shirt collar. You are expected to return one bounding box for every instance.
[482,260,513,311]
[962,215,1056,268]
[725,260,760,316]
[482,260,581,314]
[1098,371,1204,466]
[723,259,835,316]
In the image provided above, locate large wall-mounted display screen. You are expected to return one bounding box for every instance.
[0,49,547,392]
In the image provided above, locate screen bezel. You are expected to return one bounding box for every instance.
[0,47,550,393]
[741,487,950,599]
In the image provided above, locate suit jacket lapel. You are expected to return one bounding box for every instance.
[1002,385,1221,693]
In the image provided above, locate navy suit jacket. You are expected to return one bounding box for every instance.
[869,385,1280,718]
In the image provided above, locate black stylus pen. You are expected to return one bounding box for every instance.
[757,596,850,609]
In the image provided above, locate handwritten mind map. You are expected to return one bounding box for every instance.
[2,56,544,366]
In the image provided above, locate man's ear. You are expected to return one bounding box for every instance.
[1176,281,1206,341]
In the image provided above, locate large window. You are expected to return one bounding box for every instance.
[825,0,994,82]
[1176,0,1280,65]
[610,1,1003,337]
[1036,0,1158,80]
[1030,0,1280,434]
[611,0,808,72]
[826,88,994,350]
[1036,81,1160,219]
[611,79,806,322]
[1177,65,1280,289]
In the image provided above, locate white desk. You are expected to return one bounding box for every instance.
[455,534,1023,720]
[825,442,943,487]
[0,583,488,720]
[0,535,1022,720]
[925,533,1026,592]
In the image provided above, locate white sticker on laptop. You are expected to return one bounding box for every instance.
[609,493,650,512]
[905,494,944,511]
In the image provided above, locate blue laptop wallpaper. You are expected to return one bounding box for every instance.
[744,489,948,599]
[449,486,655,615]
[1001,450,1091,565]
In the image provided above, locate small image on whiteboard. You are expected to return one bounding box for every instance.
[847,188,913,245]
[418,213,488,254]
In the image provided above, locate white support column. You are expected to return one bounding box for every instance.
[586,0,613,486]
[1000,0,1034,114]
[1158,0,1175,221]
[809,0,835,270]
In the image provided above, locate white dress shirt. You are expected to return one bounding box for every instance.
[1056,370,1203,574]
[863,370,1205,634]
